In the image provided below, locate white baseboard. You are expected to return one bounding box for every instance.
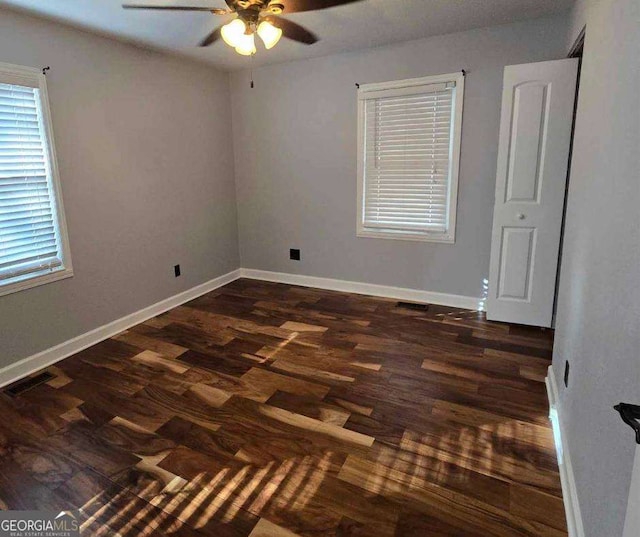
[239,268,481,311]
[0,269,241,388]
[1,267,480,389]
[546,365,585,537]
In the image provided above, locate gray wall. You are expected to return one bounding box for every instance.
[230,15,568,299]
[0,8,240,369]
[2,4,639,534]
[552,1,640,536]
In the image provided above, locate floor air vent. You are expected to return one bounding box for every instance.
[4,371,54,397]
[396,301,429,311]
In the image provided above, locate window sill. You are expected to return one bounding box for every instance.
[357,228,455,244]
[0,268,74,298]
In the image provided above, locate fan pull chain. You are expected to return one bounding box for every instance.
[250,52,255,89]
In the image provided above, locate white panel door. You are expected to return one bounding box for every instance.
[487,58,579,327]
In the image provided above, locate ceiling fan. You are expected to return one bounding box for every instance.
[122,0,363,55]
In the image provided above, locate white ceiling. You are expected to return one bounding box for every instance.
[0,0,573,71]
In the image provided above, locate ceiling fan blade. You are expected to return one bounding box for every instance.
[199,26,223,46]
[266,16,318,45]
[278,0,364,13]
[122,4,230,14]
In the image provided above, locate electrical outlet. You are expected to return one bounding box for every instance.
[290,249,301,261]
[174,264,181,277]
[564,360,570,387]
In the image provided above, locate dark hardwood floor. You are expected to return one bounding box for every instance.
[0,278,566,536]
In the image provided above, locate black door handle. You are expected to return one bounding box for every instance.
[614,403,640,444]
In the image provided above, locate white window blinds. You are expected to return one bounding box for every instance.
[357,74,463,242]
[0,63,71,294]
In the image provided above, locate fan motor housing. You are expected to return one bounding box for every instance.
[236,0,281,10]
[268,3,284,14]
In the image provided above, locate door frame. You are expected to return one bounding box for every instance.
[552,27,585,326]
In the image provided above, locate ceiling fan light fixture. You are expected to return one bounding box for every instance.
[221,18,246,48]
[235,32,257,56]
[257,20,283,49]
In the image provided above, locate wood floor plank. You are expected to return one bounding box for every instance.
[266,391,351,427]
[113,331,189,359]
[239,368,330,400]
[249,518,300,537]
[1,279,564,536]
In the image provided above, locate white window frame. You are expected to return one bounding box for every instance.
[0,62,72,297]
[356,72,464,243]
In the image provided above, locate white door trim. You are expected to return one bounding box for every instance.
[623,445,640,537]
[546,365,586,537]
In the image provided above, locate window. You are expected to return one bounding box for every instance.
[357,72,464,243]
[0,62,72,296]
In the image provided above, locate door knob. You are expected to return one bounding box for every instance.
[516,213,526,220]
